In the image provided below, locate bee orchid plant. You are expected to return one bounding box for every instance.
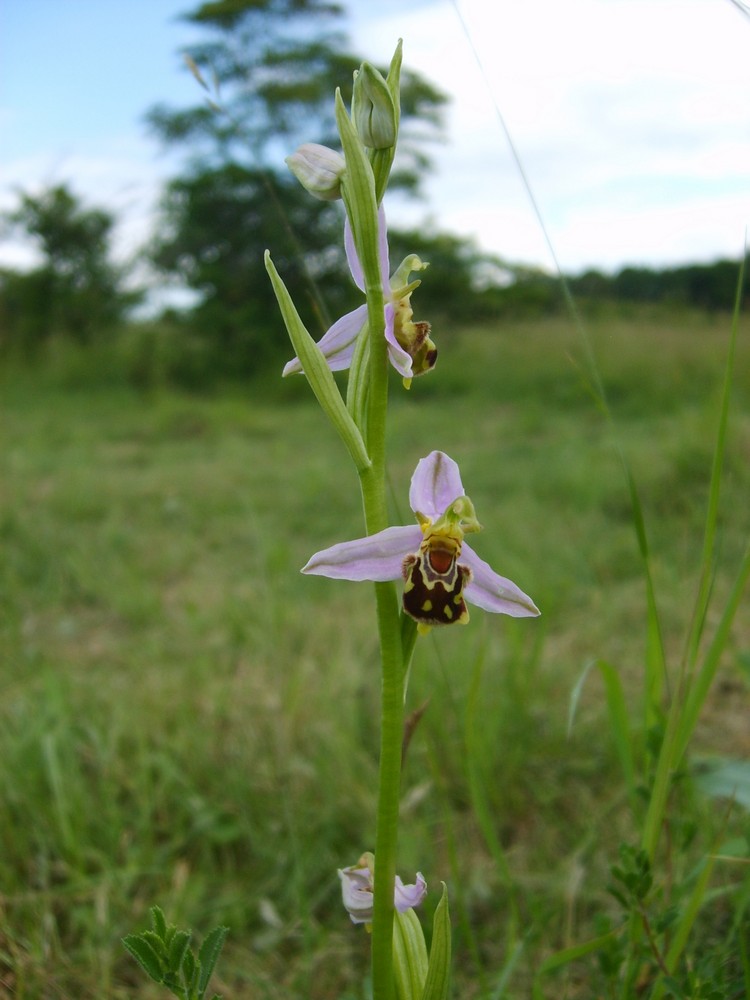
[265,42,539,1000]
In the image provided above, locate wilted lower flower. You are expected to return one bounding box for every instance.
[303,451,540,632]
[286,143,346,201]
[283,206,437,388]
[339,852,427,925]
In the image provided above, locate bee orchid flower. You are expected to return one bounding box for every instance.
[339,853,427,926]
[283,206,437,388]
[302,451,540,633]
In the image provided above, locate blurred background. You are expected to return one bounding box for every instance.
[2,2,750,998]
[2,0,749,381]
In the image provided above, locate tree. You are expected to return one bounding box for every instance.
[144,0,449,379]
[151,163,356,378]
[1,184,134,353]
[147,0,447,194]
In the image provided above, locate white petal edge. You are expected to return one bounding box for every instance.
[302,524,422,581]
[461,543,540,617]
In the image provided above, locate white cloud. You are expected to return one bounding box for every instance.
[2,0,748,280]
[0,135,179,272]
[348,0,750,269]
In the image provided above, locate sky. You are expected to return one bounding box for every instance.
[2,0,750,294]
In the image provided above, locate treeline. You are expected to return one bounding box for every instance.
[0,0,746,389]
[569,259,748,310]
[2,179,744,388]
[468,257,748,320]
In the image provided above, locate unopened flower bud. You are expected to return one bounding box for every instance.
[285,143,346,201]
[352,63,397,149]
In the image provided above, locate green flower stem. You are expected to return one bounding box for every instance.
[337,82,405,1000]
[370,578,405,1000]
[357,276,404,1000]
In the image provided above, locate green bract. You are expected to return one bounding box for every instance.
[353,62,397,149]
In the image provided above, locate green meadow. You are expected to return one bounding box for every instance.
[2,305,749,998]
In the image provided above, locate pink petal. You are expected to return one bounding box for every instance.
[461,544,540,617]
[384,302,413,379]
[409,452,465,518]
[282,304,367,376]
[344,205,390,292]
[302,524,422,581]
[339,865,374,924]
[394,872,427,912]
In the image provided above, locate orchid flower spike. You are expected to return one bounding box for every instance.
[283,206,437,389]
[303,451,540,634]
[339,852,427,926]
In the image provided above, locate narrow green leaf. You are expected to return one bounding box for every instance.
[684,253,745,671]
[164,923,177,949]
[150,904,168,940]
[568,657,636,806]
[622,457,666,727]
[536,930,617,976]
[197,925,229,996]
[182,945,197,992]
[489,938,525,999]
[265,251,370,473]
[464,644,516,899]
[141,929,168,959]
[393,908,428,1000]
[385,39,403,108]
[420,883,451,1000]
[122,934,165,984]
[168,929,192,973]
[676,544,750,763]
[650,838,726,1000]
[597,660,636,804]
[740,930,750,1000]
[567,660,594,737]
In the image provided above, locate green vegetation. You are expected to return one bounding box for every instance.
[2,305,749,998]
[0,185,136,356]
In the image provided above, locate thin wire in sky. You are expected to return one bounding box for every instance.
[447,0,608,410]
[446,0,566,280]
[726,0,750,21]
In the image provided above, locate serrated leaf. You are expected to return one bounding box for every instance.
[150,905,168,940]
[182,945,198,990]
[122,934,165,984]
[420,884,451,1000]
[168,929,192,973]
[198,926,229,996]
[162,970,179,989]
[141,929,168,959]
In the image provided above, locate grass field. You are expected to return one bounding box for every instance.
[2,305,750,998]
